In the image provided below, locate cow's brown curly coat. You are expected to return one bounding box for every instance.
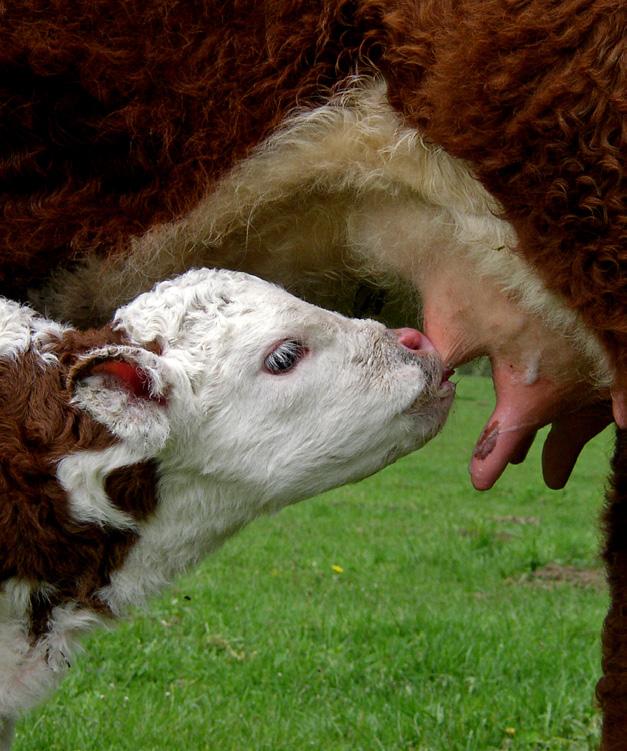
[0,1,624,743]
[600,427,627,751]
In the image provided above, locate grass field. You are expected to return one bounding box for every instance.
[16,376,613,751]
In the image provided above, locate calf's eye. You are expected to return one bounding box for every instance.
[264,339,308,374]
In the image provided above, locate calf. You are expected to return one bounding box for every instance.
[0,268,453,749]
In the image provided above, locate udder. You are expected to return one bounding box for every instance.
[415,253,611,490]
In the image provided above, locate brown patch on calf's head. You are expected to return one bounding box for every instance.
[0,324,160,631]
[104,460,159,522]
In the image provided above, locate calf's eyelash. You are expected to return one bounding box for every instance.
[263,339,308,374]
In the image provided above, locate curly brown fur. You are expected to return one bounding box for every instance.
[0,0,383,299]
[599,429,627,750]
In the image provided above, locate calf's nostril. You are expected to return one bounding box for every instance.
[392,327,436,354]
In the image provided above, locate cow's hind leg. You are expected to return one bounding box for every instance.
[598,428,627,749]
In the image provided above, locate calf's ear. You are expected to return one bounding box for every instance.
[66,345,171,452]
[67,347,167,405]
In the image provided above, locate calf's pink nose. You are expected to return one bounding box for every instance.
[392,327,436,354]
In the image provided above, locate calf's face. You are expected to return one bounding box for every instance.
[78,268,453,513]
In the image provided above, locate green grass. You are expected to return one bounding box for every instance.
[17,377,613,750]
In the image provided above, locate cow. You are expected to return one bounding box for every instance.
[0,1,624,744]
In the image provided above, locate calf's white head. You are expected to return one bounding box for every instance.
[74,268,453,515]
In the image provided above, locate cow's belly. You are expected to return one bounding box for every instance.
[32,80,608,386]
